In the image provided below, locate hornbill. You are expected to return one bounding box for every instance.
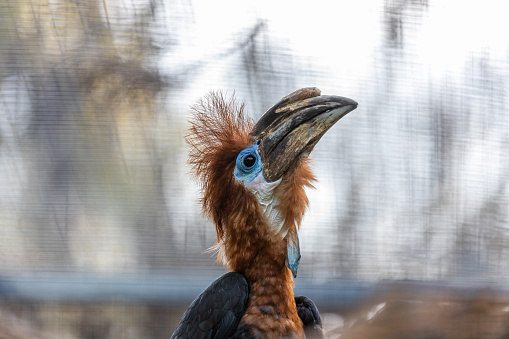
[172,88,357,338]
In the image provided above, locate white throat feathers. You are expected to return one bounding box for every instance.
[242,172,287,237]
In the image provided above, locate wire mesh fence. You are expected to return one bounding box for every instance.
[1,0,509,337]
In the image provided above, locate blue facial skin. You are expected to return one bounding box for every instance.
[234,143,262,184]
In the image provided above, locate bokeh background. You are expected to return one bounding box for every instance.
[1,0,509,338]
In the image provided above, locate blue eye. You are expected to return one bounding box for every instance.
[237,150,259,173]
[234,144,262,183]
[242,154,256,169]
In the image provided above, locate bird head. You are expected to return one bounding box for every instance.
[187,88,357,278]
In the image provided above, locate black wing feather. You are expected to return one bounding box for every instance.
[171,272,249,339]
[171,273,323,339]
[295,295,324,338]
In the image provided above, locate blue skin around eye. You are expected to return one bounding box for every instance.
[234,143,262,183]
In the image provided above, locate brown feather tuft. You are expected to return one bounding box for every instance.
[186,91,254,242]
[277,158,316,235]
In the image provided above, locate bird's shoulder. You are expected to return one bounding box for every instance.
[170,272,249,339]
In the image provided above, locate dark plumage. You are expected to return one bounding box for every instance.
[295,296,323,338]
[171,272,248,339]
[171,273,323,339]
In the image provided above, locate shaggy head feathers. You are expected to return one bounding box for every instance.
[187,92,254,240]
[187,91,315,266]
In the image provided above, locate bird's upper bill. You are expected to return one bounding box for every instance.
[251,87,358,182]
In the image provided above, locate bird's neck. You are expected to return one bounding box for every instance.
[223,212,304,338]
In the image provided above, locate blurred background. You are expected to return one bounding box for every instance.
[1,0,509,337]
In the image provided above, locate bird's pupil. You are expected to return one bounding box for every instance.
[243,155,256,168]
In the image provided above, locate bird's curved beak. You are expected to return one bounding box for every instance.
[251,88,357,278]
[251,87,358,182]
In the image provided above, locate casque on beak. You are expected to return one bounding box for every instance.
[250,87,358,277]
[251,87,358,183]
